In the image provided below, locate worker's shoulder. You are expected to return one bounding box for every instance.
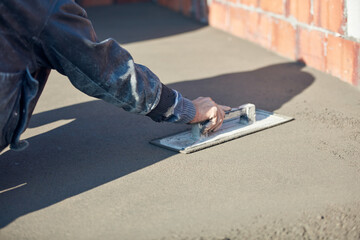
[0,0,54,36]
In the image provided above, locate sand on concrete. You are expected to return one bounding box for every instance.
[0,2,359,240]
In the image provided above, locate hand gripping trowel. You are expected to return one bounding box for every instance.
[150,104,293,154]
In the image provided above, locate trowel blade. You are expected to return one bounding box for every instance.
[150,109,294,154]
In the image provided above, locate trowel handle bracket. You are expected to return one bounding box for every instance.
[233,103,256,124]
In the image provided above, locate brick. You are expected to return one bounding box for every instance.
[271,19,297,59]
[157,0,183,12]
[208,1,229,31]
[298,28,326,71]
[81,0,113,7]
[161,0,181,12]
[260,0,284,14]
[240,0,258,7]
[257,14,273,48]
[356,52,360,87]
[157,0,166,5]
[357,50,360,87]
[313,0,345,33]
[289,0,312,23]
[181,0,192,16]
[229,7,247,38]
[245,11,261,42]
[171,0,182,12]
[229,6,274,48]
[229,7,261,42]
[229,6,275,48]
[326,35,359,85]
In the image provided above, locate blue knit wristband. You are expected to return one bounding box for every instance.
[165,91,196,123]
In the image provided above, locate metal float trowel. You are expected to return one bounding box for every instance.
[150,104,293,154]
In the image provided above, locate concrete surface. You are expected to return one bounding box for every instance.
[1,2,359,240]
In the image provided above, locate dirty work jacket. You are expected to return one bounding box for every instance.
[0,0,196,152]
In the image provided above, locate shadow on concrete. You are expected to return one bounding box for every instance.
[86,2,206,44]
[171,61,313,111]
[0,61,314,228]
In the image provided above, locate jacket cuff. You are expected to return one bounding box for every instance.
[146,84,196,124]
[146,84,176,122]
[172,96,196,123]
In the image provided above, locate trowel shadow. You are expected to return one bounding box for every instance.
[0,61,313,228]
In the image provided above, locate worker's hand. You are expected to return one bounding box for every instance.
[189,97,231,133]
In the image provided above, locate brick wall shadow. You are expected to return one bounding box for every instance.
[85,2,206,44]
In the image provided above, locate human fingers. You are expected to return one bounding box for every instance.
[219,105,231,112]
[190,97,214,124]
[207,105,225,133]
[189,98,229,132]
[212,106,225,132]
[212,117,223,132]
[202,106,218,133]
[214,105,231,131]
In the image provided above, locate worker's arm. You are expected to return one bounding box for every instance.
[35,0,227,128]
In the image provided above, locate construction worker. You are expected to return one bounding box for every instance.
[0,0,229,152]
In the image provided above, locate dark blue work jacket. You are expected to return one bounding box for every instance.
[0,0,186,152]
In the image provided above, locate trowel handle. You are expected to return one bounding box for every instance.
[191,103,256,140]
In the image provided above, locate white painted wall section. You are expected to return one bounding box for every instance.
[347,0,360,39]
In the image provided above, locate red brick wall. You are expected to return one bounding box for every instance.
[157,0,360,87]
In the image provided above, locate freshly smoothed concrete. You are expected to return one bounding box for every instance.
[1,3,359,240]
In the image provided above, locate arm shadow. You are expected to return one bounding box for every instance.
[0,61,314,228]
[170,61,313,112]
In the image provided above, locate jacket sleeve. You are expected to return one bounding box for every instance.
[37,0,195,122]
